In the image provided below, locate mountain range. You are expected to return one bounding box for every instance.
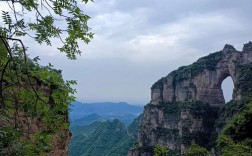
[69,115,143,156]
[69,101,143,126]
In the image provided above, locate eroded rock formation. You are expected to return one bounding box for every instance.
[129,42,252,156]
[151,42,252,107]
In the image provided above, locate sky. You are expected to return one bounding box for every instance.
[3,0,252,105]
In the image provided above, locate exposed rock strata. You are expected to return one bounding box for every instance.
[151,43,252,107]
[128,42,252,156]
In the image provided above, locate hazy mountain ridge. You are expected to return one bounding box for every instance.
[69,115,143,156]
[70,101,143,127]
[70,113,107,127]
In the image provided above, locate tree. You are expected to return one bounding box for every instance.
[0,0,93,59]
[185,144,210,156]
[154,145,169,156]
[0,0,93,155]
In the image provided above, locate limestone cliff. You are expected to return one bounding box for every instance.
[129,42,252,156]
[0,55,72,155]
[151,42,252,107]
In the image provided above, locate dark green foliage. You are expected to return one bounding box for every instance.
[131,146,155,155]
[217,135,252,156]
[216,63,252,155]
[236,63,252,96]
[0,51,75,155]
[154,145,169,156]
[22,132,53,154]
[185,144,210,156]
[181,127,192,145]
[69,119,140,156]
[0,127,23,156]
[69,120,124,156]
[216,98,249,130]
[221,102,252,143]
[1,0,92,154]
[167,149,181,156]
[1,0,93,59]
[151,77,165,89]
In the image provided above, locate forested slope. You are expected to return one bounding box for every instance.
[69,115,143,156]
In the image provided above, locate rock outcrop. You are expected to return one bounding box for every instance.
[0,53,71,155]
[151,42,252,107]
[128,42,252,156]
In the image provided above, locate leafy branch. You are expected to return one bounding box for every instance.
[1,0,94,59]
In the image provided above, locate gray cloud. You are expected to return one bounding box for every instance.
[15,0,252,104]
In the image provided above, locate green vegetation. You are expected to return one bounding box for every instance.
[154,145,169,156]
[185,144,210,156]
[69,119,138,156]
[1,0,93,155]
[0,0,93,59]
[221,102,252,141]
[130,146,155,155]
[0,53,75,155]
[217,135,252,156]
[215,62,252,155]
[152,51,223,89]
[236,63,252,96]
[216,101,252,156]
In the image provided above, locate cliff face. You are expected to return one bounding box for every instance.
[0,82,71,156]
[0,55,72,155]
[0,113,71,156]
[151,42,252,107]
[129,42,252,156]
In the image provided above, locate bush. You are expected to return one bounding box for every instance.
[185,144,210,156]
[154,145,169,156]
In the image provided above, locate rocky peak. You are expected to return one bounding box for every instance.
[128,42,252,156]
[150,43,252,107]
[242,41,252,52]
[223,44,236,53]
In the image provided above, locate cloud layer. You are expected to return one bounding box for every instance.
[9,0,252,104]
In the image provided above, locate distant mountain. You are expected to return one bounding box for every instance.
[71,113,107,127]
[69,120,134,156]
[69,101,143,121]
[69,114,143,156]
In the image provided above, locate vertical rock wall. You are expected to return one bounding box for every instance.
[129,42,252,156]
[151,42,252,106]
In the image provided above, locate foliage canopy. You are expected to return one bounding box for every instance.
[153,145,169,156]
[1,0,93,59]
[0,0,93,155]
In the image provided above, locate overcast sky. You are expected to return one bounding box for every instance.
[7,0,252,105]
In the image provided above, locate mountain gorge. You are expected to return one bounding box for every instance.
[69,115,143,156]
[129,42,252,156]
[68,102,143,156]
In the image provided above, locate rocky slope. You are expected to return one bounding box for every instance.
[129,42,252,156]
